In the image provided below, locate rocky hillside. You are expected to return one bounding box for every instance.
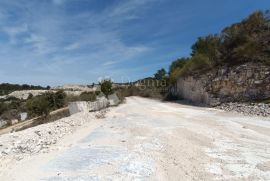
[172,63,270,106]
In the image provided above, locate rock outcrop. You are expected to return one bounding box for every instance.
[173,63,270,106]
[68,97,109,115]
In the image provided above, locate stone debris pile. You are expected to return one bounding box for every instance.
[0,110,107,159]
[216,102,270,117]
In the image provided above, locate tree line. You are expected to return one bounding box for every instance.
[0,83,50,96]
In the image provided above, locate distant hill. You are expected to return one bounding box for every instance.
[0,83,48,96]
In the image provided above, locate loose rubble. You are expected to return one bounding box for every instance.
[216,102,270,117]
[0,109,108,159]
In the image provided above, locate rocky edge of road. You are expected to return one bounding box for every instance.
[216,102,270,117]
[0,109,108,161]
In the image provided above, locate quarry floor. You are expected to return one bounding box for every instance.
[1,96,270,181]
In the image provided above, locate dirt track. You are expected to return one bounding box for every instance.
[1,97,270,180]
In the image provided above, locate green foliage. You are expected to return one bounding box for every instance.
[1,109,19,121]
[79,92,97,101]
[100,79,113,97]
[118,77,169,99]
[26,96,50,117]
[0,102,8,115]
[47,91,66,109]
[169,58,188,75]
[26,91,66,117]
[117,85,165,99]
[191,35,221,64]
[0,83,47,96]
[169,54,212,82]
[154,68,167,80]
[182,54,213,74]
[168,10,270,82]
[64,91,98,104]
[221,11,270,64]
[0,97,25,120]
[64,95,81,104]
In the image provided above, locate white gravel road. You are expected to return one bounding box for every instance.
[0,97,270,181]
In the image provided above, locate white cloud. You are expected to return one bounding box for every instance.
[0,0,158,85]
[3,24,28,44]
[64,42,81,51]
[103,60,118,66]
[52,0,66,5]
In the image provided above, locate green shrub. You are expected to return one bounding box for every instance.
[1,109,20,121]
[79,92,96,101]
[154,68,167,80]
[64,95,81,104]
[0,83,47,96]
[100,79,113,97]
[191,35,221,64]
[168,10,270,84]
[26,91,66,117]
[116,78,168,100]
[26,96,50,117]
[169,54,213,81]
[182,53,213,74]
[169,58,188,75]
[0,102,8,115]
[221,11,270,64]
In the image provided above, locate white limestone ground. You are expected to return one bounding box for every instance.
[0,97,270,181]
[0,109,108,171]
[0,90,52,100]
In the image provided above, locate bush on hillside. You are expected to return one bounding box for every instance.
[64,95,81,104]
[221,11,270,64]
[26,91,66,117]
[46,91,66,110]
[26,96,50,117]
[1,109,20,121]
[169,10,270,81]
[169,58,188,75]
[0,83,47,96]
[154,68,167,80]
[79,92,97,101]
[191,35,221,65]
[100,79,113,97]
[170,54,213,82]
[0,102,8,115]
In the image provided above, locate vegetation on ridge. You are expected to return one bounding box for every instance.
[168,10,270,82]
[0,83,49,96]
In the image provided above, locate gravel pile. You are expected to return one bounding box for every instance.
[0,109,108,160]
[216,102,270,117]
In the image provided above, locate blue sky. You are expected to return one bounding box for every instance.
[0,0,269,86]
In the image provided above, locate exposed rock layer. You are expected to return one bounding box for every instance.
[173,63,270,106]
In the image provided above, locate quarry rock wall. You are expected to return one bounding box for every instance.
[173,63,270,106]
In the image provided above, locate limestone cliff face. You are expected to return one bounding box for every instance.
[173,63,270,106]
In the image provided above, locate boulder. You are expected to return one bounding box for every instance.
[0,120,7,128]
[108,93,120,106]
[20,113,28,121]
[68,98,109,115]
[11,119,18,125]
